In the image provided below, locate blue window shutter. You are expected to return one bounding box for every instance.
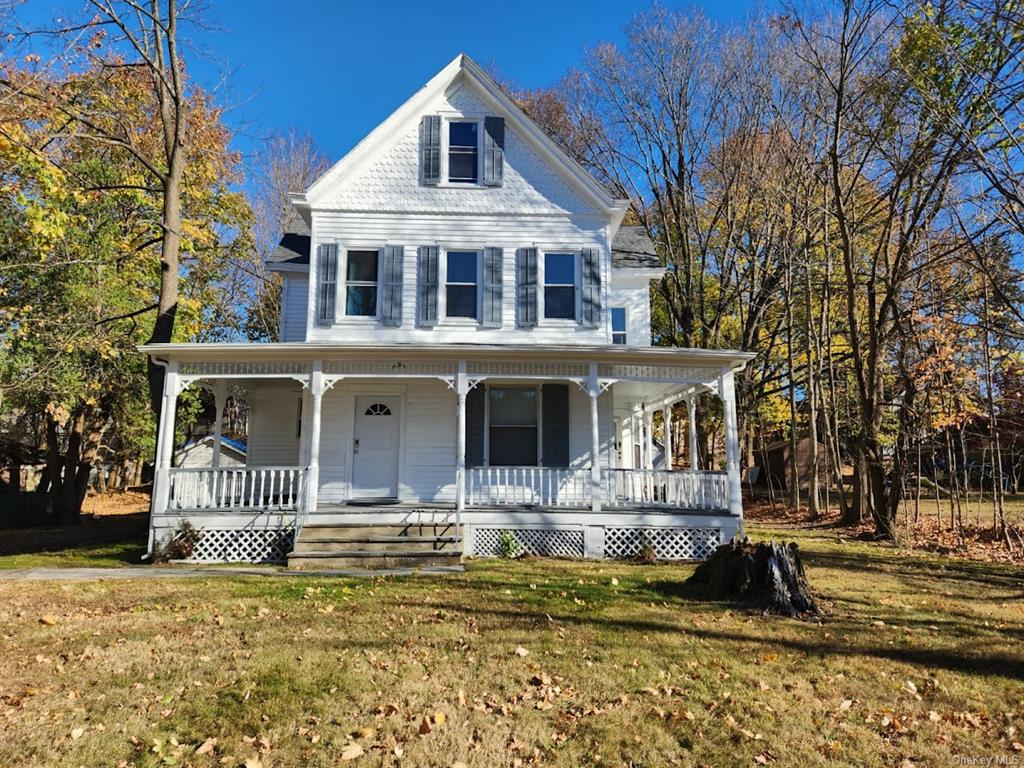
[466,385,485,467]
[541,384,570,467]
[417,245,439,326]
[482,116,504,187]
[379,245,404,326]
[580,248,601,328]
[481,247,503,328]
[421,115,441,185]
[316,243,337,325]
[516,247,537,328]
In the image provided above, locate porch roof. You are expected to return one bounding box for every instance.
[139,341,754,370]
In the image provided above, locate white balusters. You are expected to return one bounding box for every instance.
[601,469,728,511]
[167,467,307,512]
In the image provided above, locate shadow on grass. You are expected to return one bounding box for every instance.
[0,511,148,564]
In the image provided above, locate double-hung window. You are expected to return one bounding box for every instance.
[446,251,478,319]
[488,387,538,466]
[544,252,576,320]
[448,121,479,184]
[345,250,378,317]
[611,307,627,344]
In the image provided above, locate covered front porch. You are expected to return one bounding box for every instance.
[144,343,751,562]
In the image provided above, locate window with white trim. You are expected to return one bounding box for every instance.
[448,121,479,184]
[488,387,538,466]
[611,307,627,345]
[544,252,576,320]
[445,250,478,319]
[345,250,378,317]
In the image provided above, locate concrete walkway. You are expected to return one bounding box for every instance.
[0,564,465,581]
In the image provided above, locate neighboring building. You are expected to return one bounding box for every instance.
[175,436,247,469]
[142,54,752,566]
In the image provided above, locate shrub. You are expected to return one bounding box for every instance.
[498,530,523,559]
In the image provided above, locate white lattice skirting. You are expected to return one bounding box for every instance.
[472,528,585,558]
[604,527,722,561]
[170,528,295,563]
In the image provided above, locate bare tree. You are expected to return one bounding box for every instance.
[241,130,330,341]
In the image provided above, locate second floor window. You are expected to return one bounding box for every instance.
[611,307,627,344]
[346,250,378,316]
[446,250,478,319]
[449,121,478,183]
[544,252,576,320]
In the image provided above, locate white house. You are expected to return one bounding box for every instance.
[142,54,753,567]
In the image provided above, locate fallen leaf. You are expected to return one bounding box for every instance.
[838,699,853,712]
[243,758,262,768]
[341,743,364,761]
[70,727,84,740]
[513,646,530,657]
[394,744,405,757]
[353,726,375,740]
[419,716,432,735]
[196,737,217,755]
[39,615,57,626]
[433,710,446,726]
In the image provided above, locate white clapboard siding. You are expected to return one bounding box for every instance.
[280,275,308,342]
[609,272,653,348]
[303,377,611,505]
[246,385,302,468]
[306,213,612,346]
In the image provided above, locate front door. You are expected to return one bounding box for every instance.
[351,395,400,499]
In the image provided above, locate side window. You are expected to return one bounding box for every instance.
[611,307,627,345]
[448,121,479,184]
[345,250,378,317]
[543,252,576,320]
[445,250,478,319]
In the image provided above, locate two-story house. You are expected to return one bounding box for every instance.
[141,54,752,568]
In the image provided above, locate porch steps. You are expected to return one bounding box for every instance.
[287,523,462,570]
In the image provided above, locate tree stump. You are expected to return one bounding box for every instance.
[685,539,818,617]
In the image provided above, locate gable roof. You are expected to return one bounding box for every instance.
[296,53,628,221]
[611,226,661,269]
[267,220,659,271]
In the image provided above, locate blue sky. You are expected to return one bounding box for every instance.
[183,0,754,176]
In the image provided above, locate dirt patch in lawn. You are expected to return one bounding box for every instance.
[81,489,150,517]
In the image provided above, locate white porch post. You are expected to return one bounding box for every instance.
[662,403,673,471]
[644,409,654,470]
[588,362,602,513]
[687,395,699,470]
[148,360,179,555]
[719,369,744,527]
[455,360,468,514]
[211,382,227,471]
[306,360,325,515]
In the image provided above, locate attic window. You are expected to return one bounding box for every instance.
[448,121,478,183]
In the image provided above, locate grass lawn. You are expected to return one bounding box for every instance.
[0,526,1021,767]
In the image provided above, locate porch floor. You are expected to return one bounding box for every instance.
[314,501,735,516]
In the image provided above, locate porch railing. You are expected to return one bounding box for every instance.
[466,466,591,507]
[603,469,728,510]
[168,466,307,512]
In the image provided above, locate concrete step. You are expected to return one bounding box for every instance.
[288,551,462,570]
[291,537,461,554]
